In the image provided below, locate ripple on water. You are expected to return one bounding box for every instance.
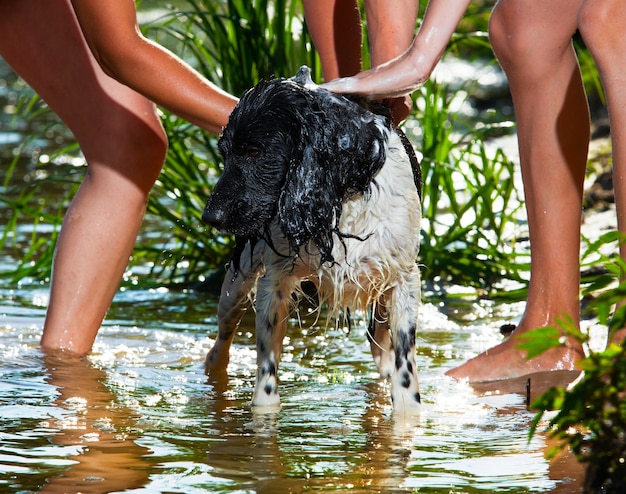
[0,294,585,493]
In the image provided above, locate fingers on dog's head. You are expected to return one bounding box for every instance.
[211,71,392,253]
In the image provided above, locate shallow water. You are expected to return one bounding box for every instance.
[0,281,591,493]
[0,21,592,493]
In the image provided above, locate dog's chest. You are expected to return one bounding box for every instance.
[291,154,419,300]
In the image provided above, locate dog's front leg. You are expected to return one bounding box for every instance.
[367,299,395,379]
[206,242,263,375]
[389,268,421,415]
[251,276,292,408]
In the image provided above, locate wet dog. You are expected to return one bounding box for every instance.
[202,66,422,414]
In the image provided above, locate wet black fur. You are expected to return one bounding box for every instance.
[202,67,392,264]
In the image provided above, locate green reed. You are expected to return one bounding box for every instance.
[0,0,605,299]
[414,76,524,294]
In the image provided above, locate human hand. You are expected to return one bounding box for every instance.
[321,53,423,126]
[383,95,413,126]
[321,51,426,100]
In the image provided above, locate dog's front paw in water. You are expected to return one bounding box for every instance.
[251,360,281,408]
[391,381,422,417]
[390,349,421,416]
[204,339,231,376]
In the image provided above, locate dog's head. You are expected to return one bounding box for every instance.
[202,66,391,262]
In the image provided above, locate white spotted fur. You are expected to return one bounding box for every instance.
[206,130,422,415]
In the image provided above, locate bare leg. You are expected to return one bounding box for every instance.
[364,0,418,68]
[304,0,419,73]
[301,0,362,81]
[364,0,418,124]
[448,0,587,381]
[578,0,626,347]
[0,0,167,354]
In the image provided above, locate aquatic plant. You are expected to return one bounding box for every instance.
[527,262,626,492]
[0,0,598,299]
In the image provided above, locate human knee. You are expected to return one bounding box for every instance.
[87,114,168,193]
[489,0,560,73]
[124,119,168,180]
[578,1,613,56]
[488,1,510,57]
[489,0,531,67]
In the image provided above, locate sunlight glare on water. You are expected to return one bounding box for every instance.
[0,285,588,493]
[0,14,603,491]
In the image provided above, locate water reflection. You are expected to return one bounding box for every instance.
[40,354,151,492]
[0,289,591,493]
[201,376,425,494]
[204,382,288,493]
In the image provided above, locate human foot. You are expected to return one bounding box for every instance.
[446,329,584,383]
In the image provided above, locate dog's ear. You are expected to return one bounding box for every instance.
[331,101,391,195]
[277,88,391,263]
[278,144,340,262]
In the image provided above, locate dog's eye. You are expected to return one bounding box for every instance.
[246,147,261,159]
[232,142,262,159]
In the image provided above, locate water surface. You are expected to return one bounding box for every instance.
[0,283,590,493]
[0,28,590,493]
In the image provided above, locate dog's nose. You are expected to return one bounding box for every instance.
[202,206,225,228]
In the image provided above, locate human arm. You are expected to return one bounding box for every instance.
[322,0,473,99]
[70,0,237,134]
[303,0,418,123]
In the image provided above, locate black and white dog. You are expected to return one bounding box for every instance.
[202,66,422,415]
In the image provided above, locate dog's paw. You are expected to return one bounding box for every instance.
[391,370,421,415]
[251,389,281,408]
[252,370,281,407]
[205,342,230,375]
[391,389,422,416]
[373,351,395,379]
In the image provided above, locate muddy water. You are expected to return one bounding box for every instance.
[0,281,592,493]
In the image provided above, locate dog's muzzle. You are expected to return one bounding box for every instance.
[202,199,227,231]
